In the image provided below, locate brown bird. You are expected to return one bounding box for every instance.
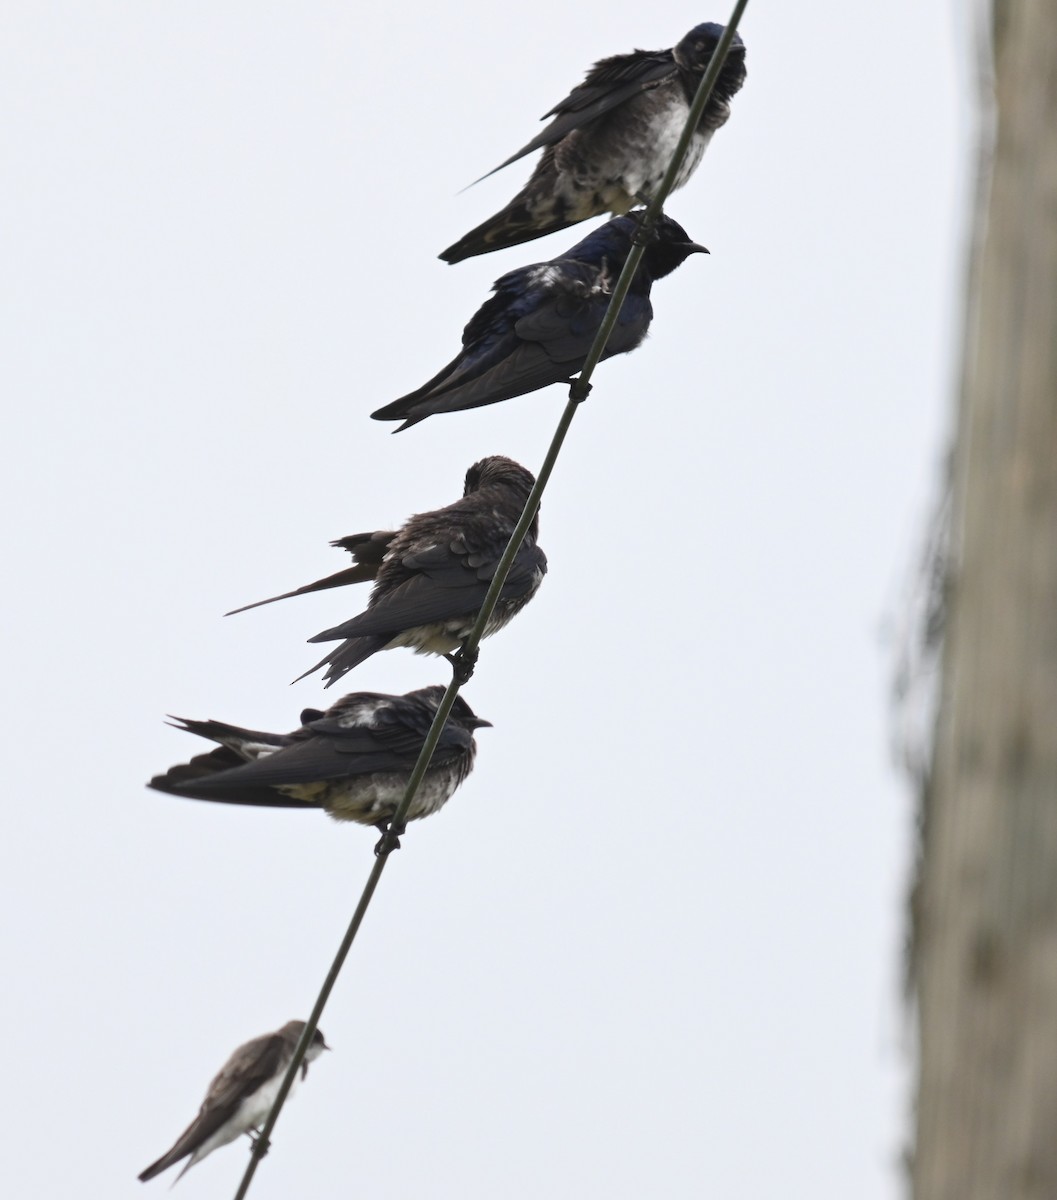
[227,456,547,686]
[139,1021,328,1185]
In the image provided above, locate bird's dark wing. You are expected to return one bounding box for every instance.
[309,537,545,642]
[301,706,475,769]
[148,718,309,806]
[379,343,568,424]
[398,340,573,424]
[459,266,543,345]
[514,286,653,362]
[370,351,463,422]
[372,268,541,423]
[225,531,396,616]
[137,1034,287,1182]
[478,49,677,179]
[164,707,467,790]
[155,739,383,790]
[148,746,315,807]
[199,1032,287,1114]
[376,265,618,425]
[510,292,604,362]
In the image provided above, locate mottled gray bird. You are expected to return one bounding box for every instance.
[138,1021,328,1185]
[148,686,490,846]
[375,214,705,430]
[439,22,746,263]
[227,456,547,686]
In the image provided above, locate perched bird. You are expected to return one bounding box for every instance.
[374,214,706,430]
[227,456,547,687]
[148,686,490,846]
[439,23,746,263]
[138,1020,328,1185]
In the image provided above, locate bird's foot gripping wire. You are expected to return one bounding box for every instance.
[446,646,478,685]
[568,377,593,404]
[374,820,406,858]
[632,212,660,248]
[247,1131,271,1159]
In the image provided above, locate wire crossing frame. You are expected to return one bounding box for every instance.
[232,6,749,1196]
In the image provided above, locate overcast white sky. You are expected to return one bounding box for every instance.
[1,3,971,1196]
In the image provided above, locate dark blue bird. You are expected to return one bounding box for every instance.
[439,23,746,264]
[373,213,706,430]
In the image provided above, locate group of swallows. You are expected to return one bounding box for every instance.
[140,23,747,1186]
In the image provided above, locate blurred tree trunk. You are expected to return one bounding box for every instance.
[912,2,1057,1198]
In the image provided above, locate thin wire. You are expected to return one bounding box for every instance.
[232,7,748,1196]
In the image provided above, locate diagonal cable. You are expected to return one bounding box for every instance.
[232,6,748,1196]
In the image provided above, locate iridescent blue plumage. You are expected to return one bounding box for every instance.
[373,214,707,430]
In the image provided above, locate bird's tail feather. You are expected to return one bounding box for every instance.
[138,1138,197,1185]
[289,633,388,691]
[224,564,378,616]
[293,635,389,688]
[164,717,280,747]
[171,1154,198,1186]
[148,749,314,808]
[137,1153,175,1183]
[438,203,575,264]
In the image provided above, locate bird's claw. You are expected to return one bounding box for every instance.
[374,822,406,858]
[447,648,478,685]
[568,377,592,404]
[248,1131,271,1159]
[632,216,660,248]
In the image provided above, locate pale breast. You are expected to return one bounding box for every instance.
[319,763,464,826]
[238,1070,293,1131]
[387,621,471,656]
[554,89,713,212]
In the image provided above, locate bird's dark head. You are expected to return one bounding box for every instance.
[279,1020,330,1052]
[674,23,745,73]
[296,1021,330,1075]
[450,694,493,731]
[464,455,536,499]
[464,456,541,538]
[565,213,706,280]
[561,214,642,266]
[413,686,493,732]
[414,684,448,711]
[640,214,709,280]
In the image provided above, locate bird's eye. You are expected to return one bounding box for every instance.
[694,40,706,52]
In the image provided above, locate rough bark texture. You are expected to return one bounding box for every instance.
[912,3,1057,1197]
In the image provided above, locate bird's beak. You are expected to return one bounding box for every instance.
[471,717,494,729]
[683,243,709,255]
[321,1039,332,1051]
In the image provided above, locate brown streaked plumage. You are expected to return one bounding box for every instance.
[228,456,547,687]
[440,23,746,263]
